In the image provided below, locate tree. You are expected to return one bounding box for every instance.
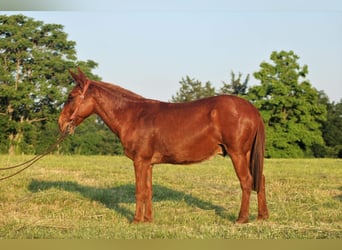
[171,76,216,102]
[322,99,342,157]
[0,14,99,154]
[248,50,327,158]
[220,71,249,96]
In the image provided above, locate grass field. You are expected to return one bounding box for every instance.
[0,155,341,239]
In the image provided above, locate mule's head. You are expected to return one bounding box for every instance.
[58,68,95,135]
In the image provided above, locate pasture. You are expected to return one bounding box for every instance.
[0,155,341,239]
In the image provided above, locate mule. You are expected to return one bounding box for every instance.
[58,68,269,223]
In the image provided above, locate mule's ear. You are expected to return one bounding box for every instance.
[77,67,87,80]
[69,68,88,89]
[69,69,80,82]
[76,67,88,89]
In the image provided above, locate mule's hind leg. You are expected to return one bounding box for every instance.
[230,152,253,224]
[257,174,269,220]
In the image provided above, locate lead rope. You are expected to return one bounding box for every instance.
[0,130,69,181]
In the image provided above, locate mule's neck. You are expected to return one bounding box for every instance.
[90,81,147,138]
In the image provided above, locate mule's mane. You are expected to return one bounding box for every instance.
[89,79,163,105]
[91,80,144,100]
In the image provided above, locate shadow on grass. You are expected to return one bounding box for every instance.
[28,179,235,222]
[335,186,342,202]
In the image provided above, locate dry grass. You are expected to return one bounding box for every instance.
[0,155,341,239]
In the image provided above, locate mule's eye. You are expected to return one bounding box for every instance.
[67,95,74,102]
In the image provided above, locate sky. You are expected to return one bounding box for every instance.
[2,0,342,102]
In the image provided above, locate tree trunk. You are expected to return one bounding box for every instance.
[8,131,23,155]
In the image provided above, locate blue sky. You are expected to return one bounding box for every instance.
[2,0,342,102]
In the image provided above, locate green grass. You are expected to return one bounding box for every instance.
[0,155,341,239]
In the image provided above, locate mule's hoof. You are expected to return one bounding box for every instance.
[144,217,153,223]
[132,218,143,224]
[132,217,153,224]
[235,217,249,224]
[257,213,269,221]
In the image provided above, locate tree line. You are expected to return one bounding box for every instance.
[1,14,341,158]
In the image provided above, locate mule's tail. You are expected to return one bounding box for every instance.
[250,118,265,192]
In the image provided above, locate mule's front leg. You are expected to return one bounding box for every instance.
[144,166,153,222]
[133,159,153,223]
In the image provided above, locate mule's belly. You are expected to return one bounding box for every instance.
[161,146,222,165]
[151,132,223,165]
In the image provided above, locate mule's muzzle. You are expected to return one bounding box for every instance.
[64,121,76,135]
[58,117,76,136]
